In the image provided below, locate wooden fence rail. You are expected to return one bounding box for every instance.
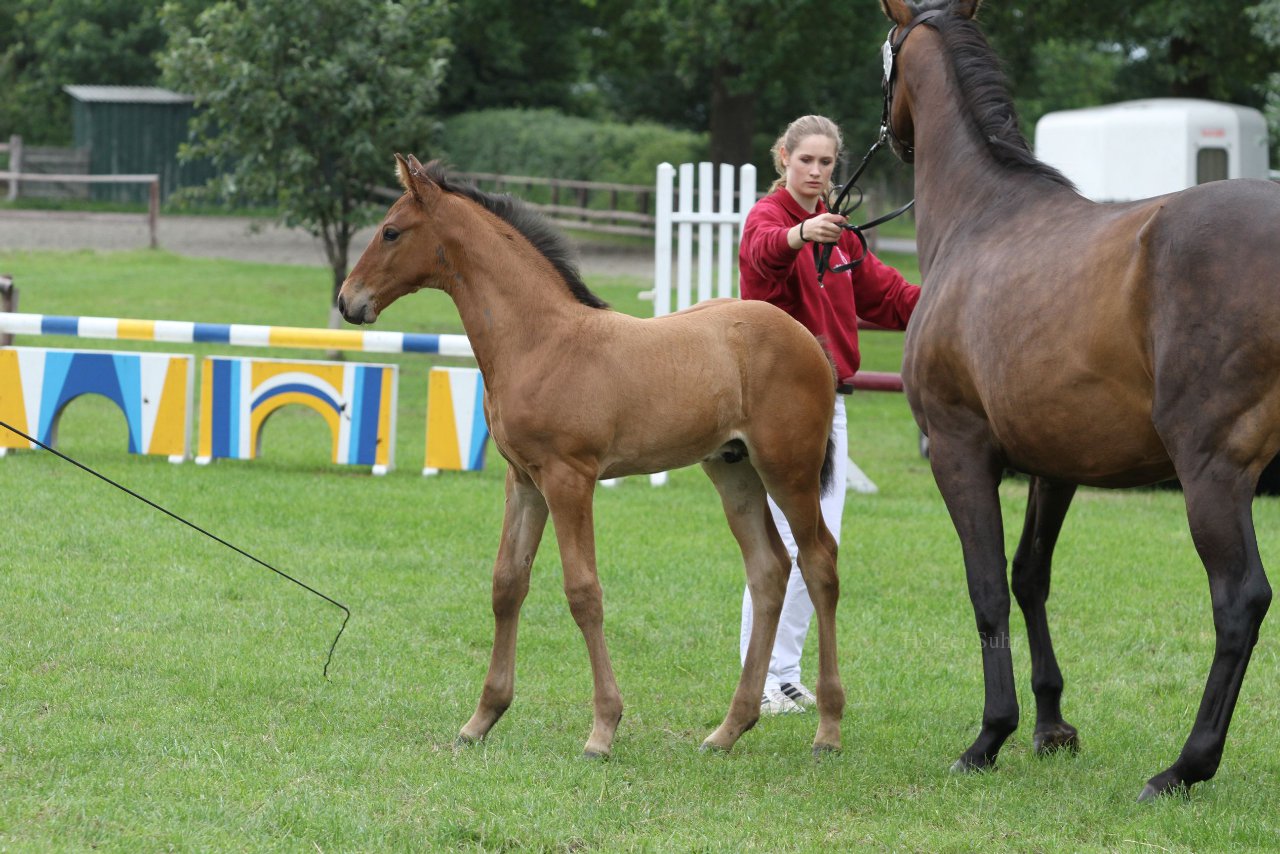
[0,172,160,249]
[374,171,658,237]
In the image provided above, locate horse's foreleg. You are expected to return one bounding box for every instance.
[700,459,791,752]
[458,466,548,745]
[540,463,623,758]
[1140,466,1272,801]
[1011,477,1079,754]
[930,433,1019,771]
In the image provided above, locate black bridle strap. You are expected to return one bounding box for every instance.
[813,135,885,283]
[812,8,942,285]
[881,10,945,162]
[814,197,916,281]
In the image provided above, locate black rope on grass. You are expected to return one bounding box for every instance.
[0,418,350,678]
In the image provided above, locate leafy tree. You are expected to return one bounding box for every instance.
[0,0,179,144]
[159,0,451,317]
[1250,0,1280,164]
[436,0,593,116]
[587,0,890,174]
[979,1,1278,137]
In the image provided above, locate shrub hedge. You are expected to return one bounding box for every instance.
[435,109,708,186]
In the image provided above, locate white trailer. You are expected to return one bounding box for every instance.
[1033,98,1270,202]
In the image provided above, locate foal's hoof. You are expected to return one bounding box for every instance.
[699,740,730,755]
[454,733,482,749]
[582,749,611,761]
[1033,724,1080,755]
[812,743,841,758]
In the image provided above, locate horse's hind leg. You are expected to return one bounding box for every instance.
[1011,477,1080,754]
[459,466,549,745]
[700,457,791,752]
[1140,460,1272,801]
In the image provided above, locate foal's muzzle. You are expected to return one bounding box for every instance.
[337,285,377,325]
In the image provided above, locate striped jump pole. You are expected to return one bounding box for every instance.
[0,312,474,357]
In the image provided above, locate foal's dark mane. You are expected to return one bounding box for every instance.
[930,12,1075,189]
[424,160,609,309]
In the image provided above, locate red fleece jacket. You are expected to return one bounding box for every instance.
[739,188,920,386]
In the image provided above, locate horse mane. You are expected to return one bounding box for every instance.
[930,12,1076,189]
[423,160,609,310]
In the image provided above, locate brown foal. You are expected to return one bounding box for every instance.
[339,155,844,757]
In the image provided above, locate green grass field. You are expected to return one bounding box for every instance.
[1,248,1278,851]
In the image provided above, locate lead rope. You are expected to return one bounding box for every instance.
[0,418,350,679]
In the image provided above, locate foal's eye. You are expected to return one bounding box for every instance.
[383,226,400,242]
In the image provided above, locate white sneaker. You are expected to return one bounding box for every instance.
[761,686,804,715]
[778,682,817,709]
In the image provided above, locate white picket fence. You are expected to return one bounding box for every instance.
[652,161,758,317]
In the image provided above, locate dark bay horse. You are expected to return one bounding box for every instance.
[880,0,1277,799]
[339,155,844,757]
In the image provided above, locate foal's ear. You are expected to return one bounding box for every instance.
[880,0,913,25]
[395,153,421,202]
[953,0,981,19]
[396,153,439,205]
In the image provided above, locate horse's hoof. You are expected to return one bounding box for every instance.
[699,740,730,754]
[1033,726,1080,755]
[1137,774,1189,803]
[812,743,841,758]
[950,755,989,774]
[454,733,482,749]
[582,749,611,761]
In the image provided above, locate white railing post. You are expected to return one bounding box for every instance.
[653,163,675,317]
[675,162,695,312]
[696,162,714,303]
[716,163,736,299]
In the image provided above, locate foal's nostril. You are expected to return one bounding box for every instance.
[338,295,347,316]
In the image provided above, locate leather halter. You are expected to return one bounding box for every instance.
[881,9,945,163]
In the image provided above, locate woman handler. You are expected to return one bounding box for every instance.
[738,114,920,713]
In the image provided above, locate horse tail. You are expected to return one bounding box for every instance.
[820,434,837,496]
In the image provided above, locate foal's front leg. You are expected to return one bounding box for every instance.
[539,462,624,757]
[459,466,549,745]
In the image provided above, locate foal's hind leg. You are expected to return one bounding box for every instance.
[768,478,844,754]
[1011,477,1080,754]
[1139,461,1272,801]
[700,458,791,752]
[459,465,549,745]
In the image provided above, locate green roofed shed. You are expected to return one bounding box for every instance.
[63,85,215,203]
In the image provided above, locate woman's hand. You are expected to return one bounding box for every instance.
[791,213,847,248]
